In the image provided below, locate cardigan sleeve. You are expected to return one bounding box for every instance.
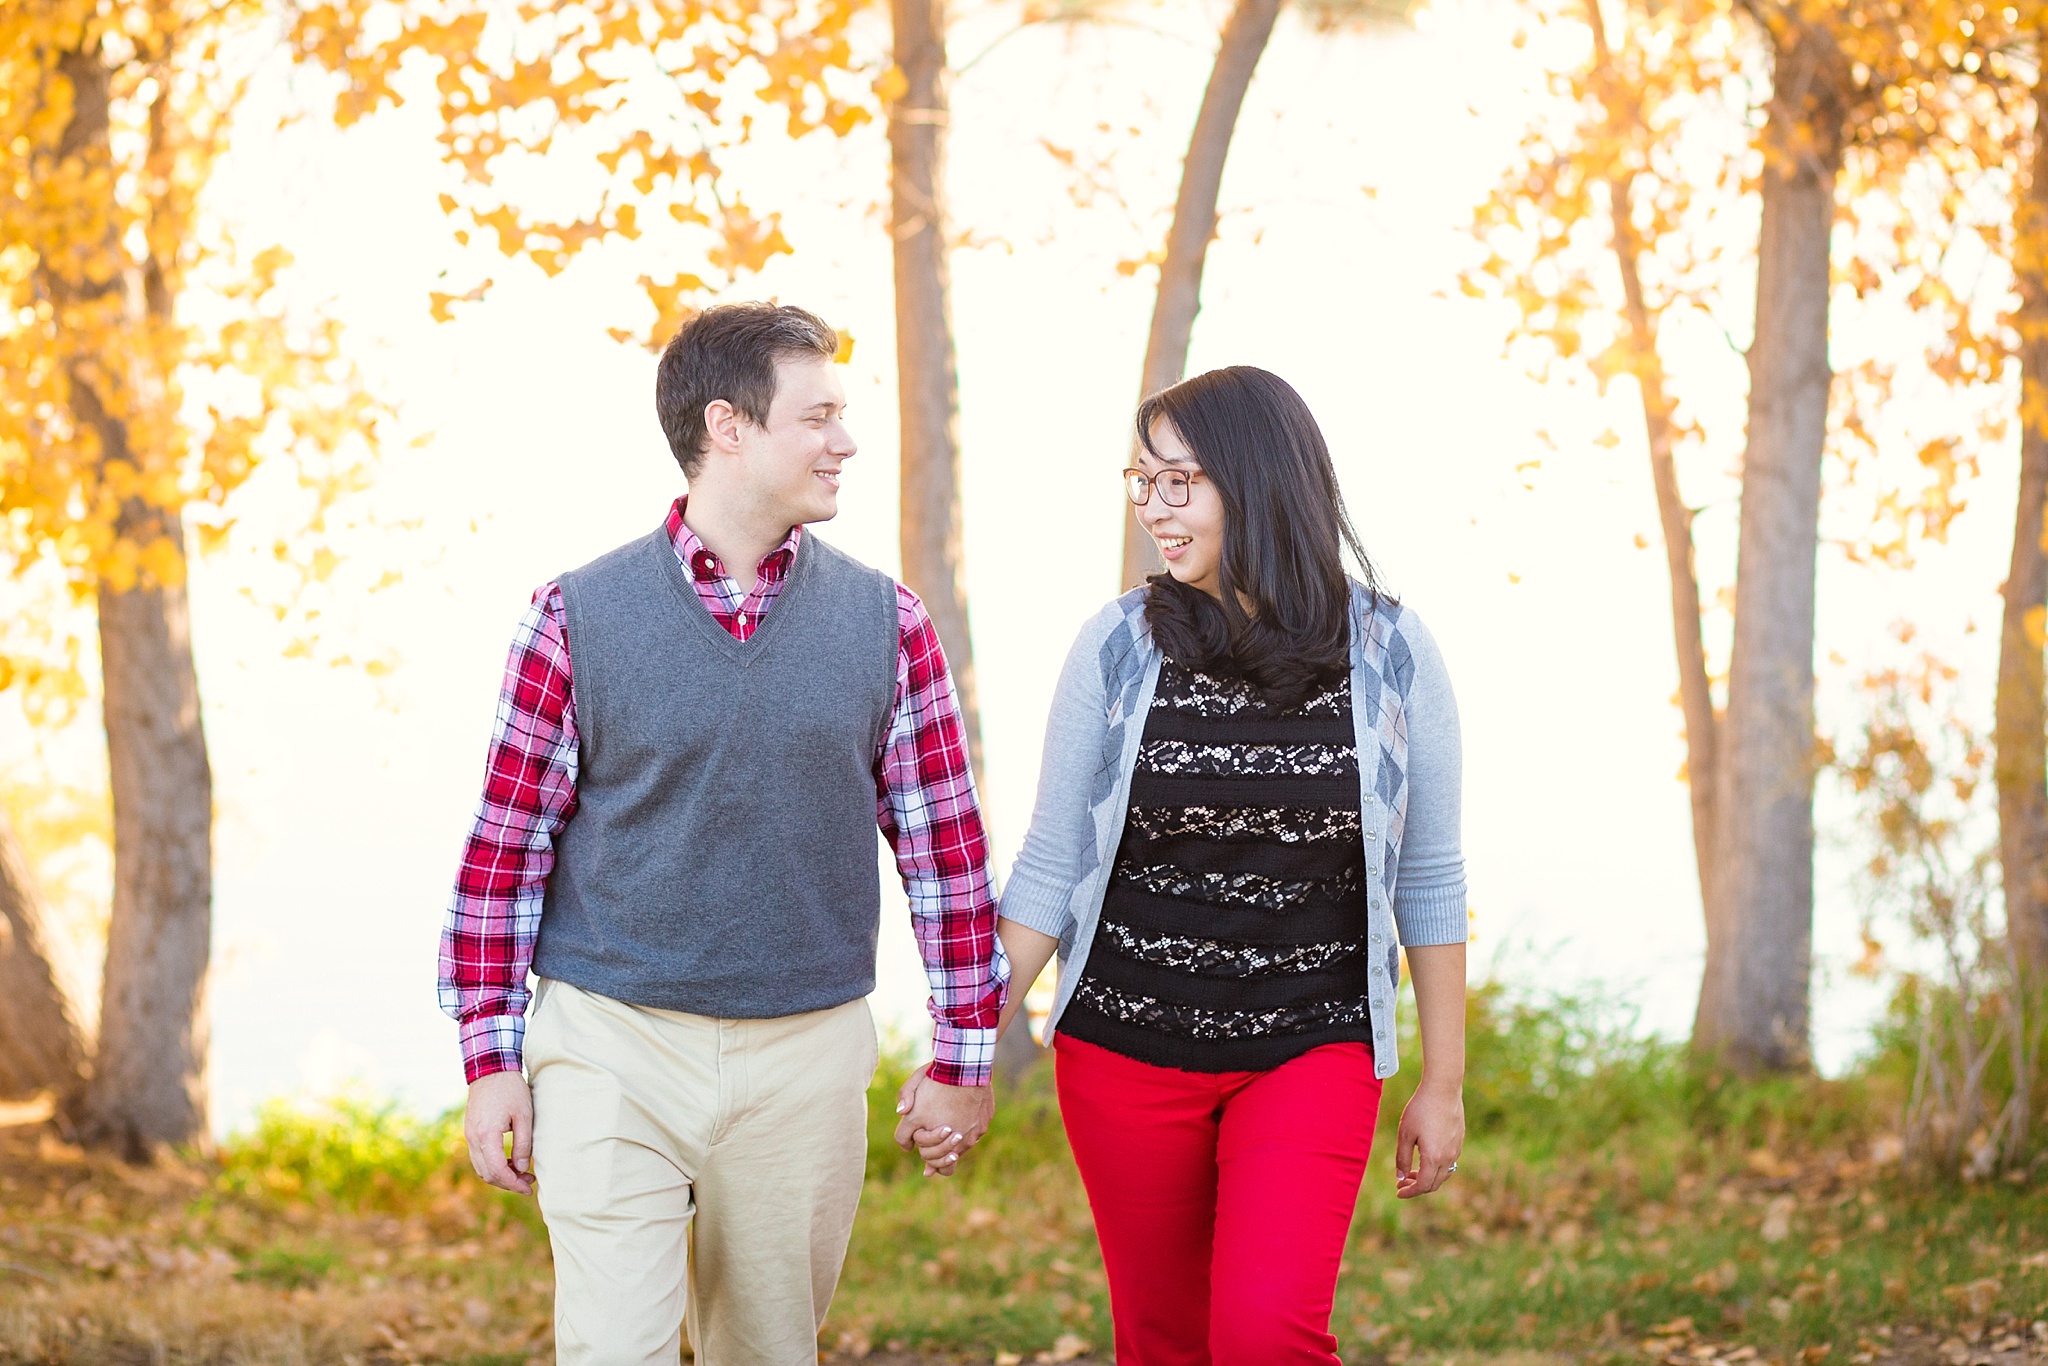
[998,606,1118,940]
[1390,608,1469,946]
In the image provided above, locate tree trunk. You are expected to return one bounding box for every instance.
[1119,0,1283,590]
[888,0,1028,1075]
[0,817,88,1104]
[889,0,984,782]
[42,40,215,1156]
[1695,21,1844,1071]
[1588,1,1723,990]
[1614,174,1732,1037]
[81,509,215,1158]
[1998,64,2048,973]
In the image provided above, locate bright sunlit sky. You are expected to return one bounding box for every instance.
[4,0,2023,1134]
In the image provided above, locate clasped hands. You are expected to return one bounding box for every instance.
[892,1064,994,1177]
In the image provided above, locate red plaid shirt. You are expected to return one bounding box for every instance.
[438,499,1008,1086]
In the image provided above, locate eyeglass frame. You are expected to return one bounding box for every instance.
[1123,466,1199,508]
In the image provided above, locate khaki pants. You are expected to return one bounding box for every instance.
[527,978,878,1366]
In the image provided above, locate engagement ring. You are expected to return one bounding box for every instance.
[1446,1163,1459,1173]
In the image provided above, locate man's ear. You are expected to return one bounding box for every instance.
[703,398,744,456]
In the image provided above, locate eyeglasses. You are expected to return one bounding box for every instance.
[1124,467,1196,508]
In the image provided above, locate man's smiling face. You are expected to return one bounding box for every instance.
[739,355,856,526]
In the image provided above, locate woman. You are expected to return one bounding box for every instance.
[908,366,1467,1364]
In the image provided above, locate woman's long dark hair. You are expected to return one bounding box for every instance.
[1136,366,1386,710]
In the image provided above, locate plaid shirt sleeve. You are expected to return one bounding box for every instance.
[437,584,579,1084]
[877,585,1009,1087]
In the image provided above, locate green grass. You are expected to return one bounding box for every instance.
[216,1094,467,1210]
[233,1245,341,1289]
[152,984,2048,1361]
[831,985,2047,1358]
[842,1058,1107,1354]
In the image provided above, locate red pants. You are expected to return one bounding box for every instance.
[1055,1034,1384,1366]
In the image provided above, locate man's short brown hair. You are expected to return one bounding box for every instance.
[655,303,840,477]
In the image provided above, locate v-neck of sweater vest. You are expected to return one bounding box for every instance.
[651,525,818,665]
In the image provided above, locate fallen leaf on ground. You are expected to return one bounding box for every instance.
[1761,1196,1796,1243]
[1691,1263,1740,1295]
[1941,1279,2002,1317]
[1037,1335,1090,1364]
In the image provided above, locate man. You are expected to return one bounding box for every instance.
[438,302,1008,1365]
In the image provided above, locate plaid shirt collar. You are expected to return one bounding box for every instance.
[663,496,802,587]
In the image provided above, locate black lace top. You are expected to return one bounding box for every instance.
[1059,659,1376,1072]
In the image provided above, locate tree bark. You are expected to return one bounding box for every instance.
[81,505,214,1157]
[1695,20,1844,1071]
[43,40,215,1156]
[1587,2,1723,998]
[888,0,1029,1076]
[2000,65,2048,973]
[1119,0,1283,590]
[0,817,88,1104]
[889,0,984,783]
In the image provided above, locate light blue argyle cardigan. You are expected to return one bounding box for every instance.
[998,581,1468,1079]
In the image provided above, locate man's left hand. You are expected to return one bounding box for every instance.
[893,1064,994,1177]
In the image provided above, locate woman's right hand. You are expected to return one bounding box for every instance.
[889,921,1063,1177]
[894,1063,983,1176]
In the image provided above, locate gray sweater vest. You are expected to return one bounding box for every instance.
[531,526,899,1019]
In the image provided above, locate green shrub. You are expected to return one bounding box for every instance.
[864,977,1891,1202]
[1372,976,1885,1180]
[217,1095,465,1210]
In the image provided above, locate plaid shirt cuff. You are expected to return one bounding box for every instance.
[459,1011,527,1084]
[927,1023,997,1088]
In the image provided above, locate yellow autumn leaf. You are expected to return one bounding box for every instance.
[428,279,492,323]
[873,65,909,105]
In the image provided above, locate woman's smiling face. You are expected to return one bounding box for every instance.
[1134,418,1226,599]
